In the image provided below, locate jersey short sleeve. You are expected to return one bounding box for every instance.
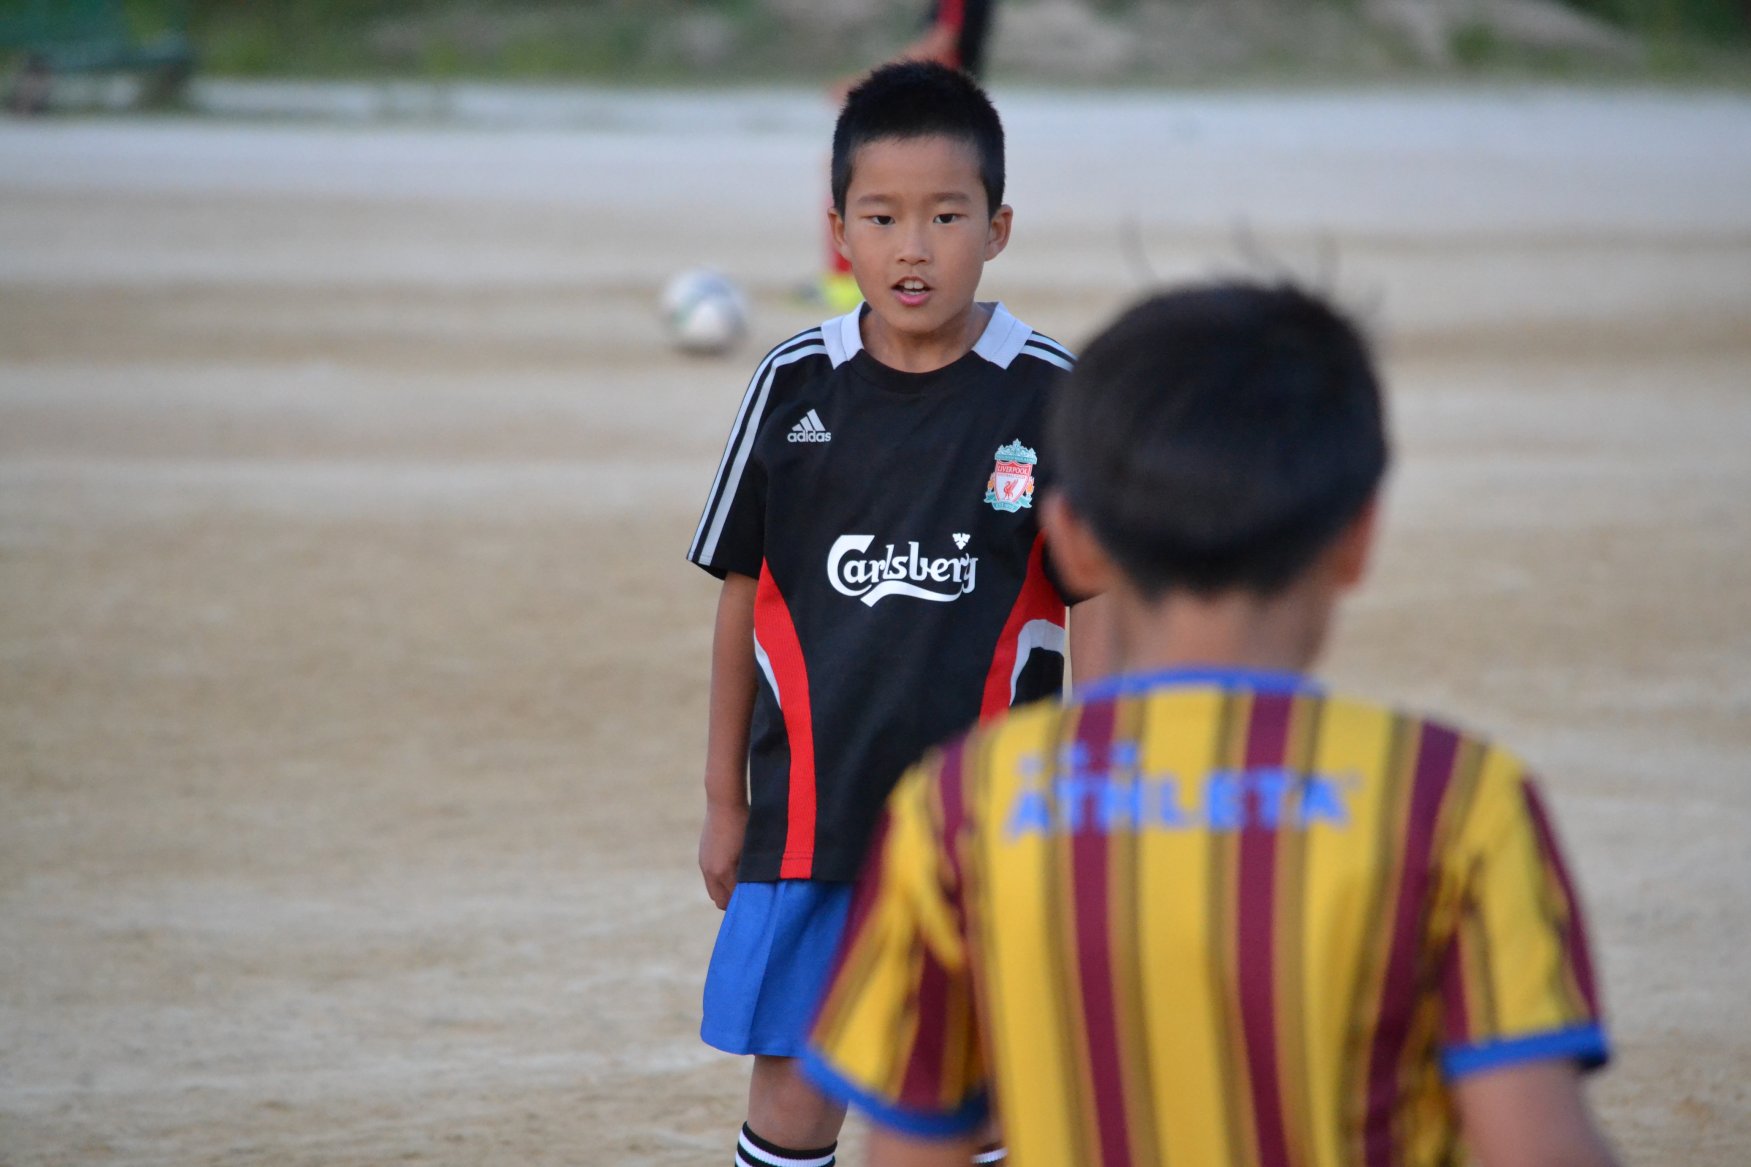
[695,455,765,581]
[687,331,826,580]
[1435,750,1609,1080]
[804,752,990,1137]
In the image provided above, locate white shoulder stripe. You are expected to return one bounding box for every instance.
[1020,343,1073,372]
[691,338,828,564]
[688,330,821,560]
[1026,333,1074,360]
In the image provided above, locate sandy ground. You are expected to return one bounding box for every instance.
[2,88,1749,1165]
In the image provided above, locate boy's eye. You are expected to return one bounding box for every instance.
[934,213,962,224]
[869,214,894,226]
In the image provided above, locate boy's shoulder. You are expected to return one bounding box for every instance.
[973,305,1074,375]
[812,302,1074,377]
[730,306,1073,436]
[744,322,835,382]
[936,674,1534,804]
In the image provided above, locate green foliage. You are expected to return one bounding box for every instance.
[74,0,1751,83]
[1561,0,1750,75]
[1450,20,1504,69]
[1446,18,1596,77]
[1,0,186,48]
[152,1,842,81]
[1563,0,1750,41]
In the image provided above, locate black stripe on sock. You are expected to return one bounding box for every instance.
[739,1122,836,1167]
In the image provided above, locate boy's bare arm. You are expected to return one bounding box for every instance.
[828,22,958,103]
[866,1126,979,1167]
[1455,1059,1621,1167]
[700,571,758,910]
[895,21,959,68]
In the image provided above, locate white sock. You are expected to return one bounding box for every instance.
[736,1123,836,1167]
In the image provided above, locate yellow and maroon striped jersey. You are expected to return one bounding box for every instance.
[805,667,1608,1167]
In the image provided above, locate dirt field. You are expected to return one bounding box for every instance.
[2,88,1749,1166]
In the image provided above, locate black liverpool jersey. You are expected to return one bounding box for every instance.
[688,304,1075,882]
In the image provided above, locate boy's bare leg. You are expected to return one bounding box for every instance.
[748,1055,847,1149]
[971,1117,1006,1162]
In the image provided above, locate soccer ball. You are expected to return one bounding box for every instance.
[660,268,748,356]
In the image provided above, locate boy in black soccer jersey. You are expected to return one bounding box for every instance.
[687,62,1102,1167]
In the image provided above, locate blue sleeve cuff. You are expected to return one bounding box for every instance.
[801,1048,989,1138]
[1441,1023,1611,1080]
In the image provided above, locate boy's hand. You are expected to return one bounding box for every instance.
[699,799,749,910]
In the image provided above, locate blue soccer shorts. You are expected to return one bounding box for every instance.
[701,878,854,1058]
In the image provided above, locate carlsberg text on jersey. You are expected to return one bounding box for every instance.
[828,535,978,607]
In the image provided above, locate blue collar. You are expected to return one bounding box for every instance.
[1074,664,1319,704]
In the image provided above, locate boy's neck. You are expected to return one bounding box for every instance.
[1101,575,1337,683]
[858,300,991,374]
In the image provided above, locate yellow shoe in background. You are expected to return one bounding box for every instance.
[820,273,863,314]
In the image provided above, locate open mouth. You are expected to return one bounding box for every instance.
[894,277,931,303]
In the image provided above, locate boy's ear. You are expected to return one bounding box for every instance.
[1332,495,1382,589]
[829,206,849,261]
[984,204,1012,261]
[1042,489,1117,599]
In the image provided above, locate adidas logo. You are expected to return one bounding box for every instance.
[952,532,970,549]
[787,409,832,443]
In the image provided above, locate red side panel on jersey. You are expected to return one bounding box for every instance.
[979,533,1065,722]
[756,562,818,878]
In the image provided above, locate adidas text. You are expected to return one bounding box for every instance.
[788,410,832,443]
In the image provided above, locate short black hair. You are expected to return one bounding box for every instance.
[1051,282,1390,598]
[831,61,1005,217]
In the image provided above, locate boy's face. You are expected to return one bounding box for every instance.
[831,135,1011,348]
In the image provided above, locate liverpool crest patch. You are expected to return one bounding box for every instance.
[984,440,1037,512]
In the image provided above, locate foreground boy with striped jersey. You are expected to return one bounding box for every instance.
[807,283,1620,1167]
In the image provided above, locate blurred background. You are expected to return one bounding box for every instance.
[3,0,1749,107]
[2,3,1749,1167]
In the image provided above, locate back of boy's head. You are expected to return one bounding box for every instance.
[831,61,1005,217]
[1052,281,1389,598]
